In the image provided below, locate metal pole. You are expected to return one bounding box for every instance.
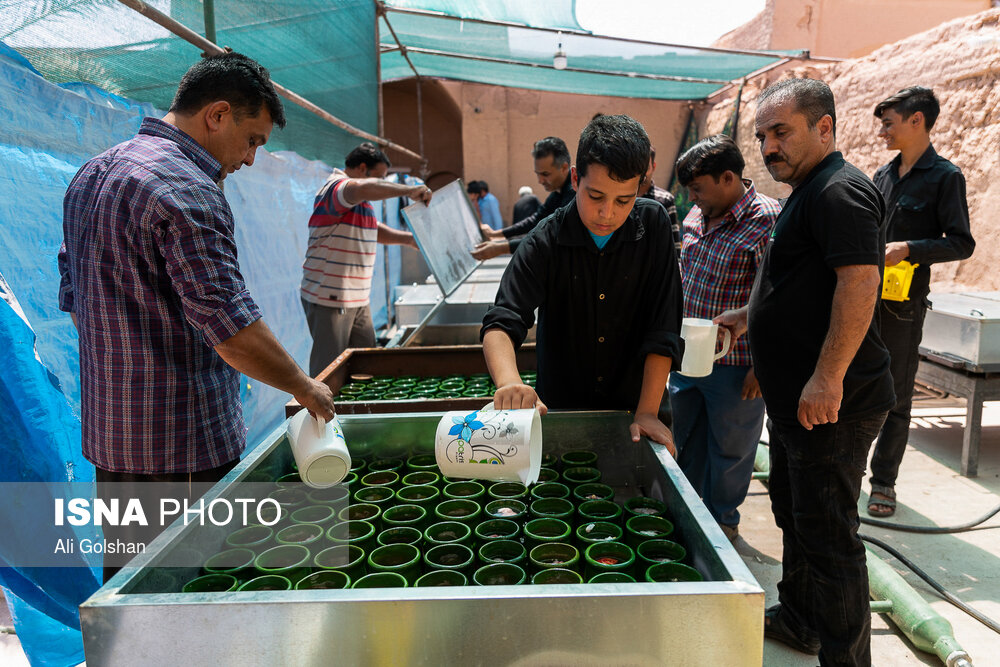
[114,0,424,161]
[381,5,843,63]
[202,0,216,45]
[393,45,730,85]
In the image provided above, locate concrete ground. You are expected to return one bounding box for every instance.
[742,395,1000,666]
[2,395,997,666]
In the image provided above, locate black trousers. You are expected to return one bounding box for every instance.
[870,295,928,488]
[768,412,887,667]
[96,460,238,583]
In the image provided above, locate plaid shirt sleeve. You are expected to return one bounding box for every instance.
[154,184,261,347]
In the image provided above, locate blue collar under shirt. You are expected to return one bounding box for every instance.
[588,229,613,249]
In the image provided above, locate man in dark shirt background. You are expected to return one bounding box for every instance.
[866,86,975,517]
[638,147,681,255]
[512,185,541,223]
[481,114,682,450]
[716,78,893,665]
[472,136,575,260]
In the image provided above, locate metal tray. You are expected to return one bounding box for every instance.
[922,292,1000,370]
[287,345,537,417]
[80,412,764,666]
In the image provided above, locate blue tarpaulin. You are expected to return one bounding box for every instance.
[0,40,402,666]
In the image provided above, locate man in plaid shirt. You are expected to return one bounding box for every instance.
[668,134,780,542]
[59,53,335,581]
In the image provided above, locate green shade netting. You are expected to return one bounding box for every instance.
[2,0,377,163]
[380,1,784,100]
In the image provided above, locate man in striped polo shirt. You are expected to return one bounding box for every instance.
[668,134,780,543]
[301,143,431,375]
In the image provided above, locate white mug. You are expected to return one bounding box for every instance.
[286,409,352,488]
[679,317,733,377]
[434,408,542,484]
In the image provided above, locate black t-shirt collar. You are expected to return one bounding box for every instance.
[888,143,938,182]
[792,151,844,194]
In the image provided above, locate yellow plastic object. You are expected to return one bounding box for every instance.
[882,260,919,302]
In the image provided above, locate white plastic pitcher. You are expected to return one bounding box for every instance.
[679,317,733,377]
[434,408,542,484]
[286,409,352,488]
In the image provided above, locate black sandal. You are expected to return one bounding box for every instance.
[867,484,896,518]
[764,604,820,655]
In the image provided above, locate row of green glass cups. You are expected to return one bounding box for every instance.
[335,372,535,402]
[184,535,700,592]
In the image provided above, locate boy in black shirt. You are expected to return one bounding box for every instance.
[867,87,975,517]
[480,115,682,450]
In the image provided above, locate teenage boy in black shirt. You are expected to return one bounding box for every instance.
[716,78,894,666]
[866,87,975,517]
[480,115,682,450]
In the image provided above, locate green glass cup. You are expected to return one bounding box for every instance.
[575,521,624,551]
[253,544,312,584]
[401,471,441,488]
[636,539,687,569]
[645,562,703,583]
[487,482,528,500]
[275,472,303,489]
[381,504,428,532]
[424,543,475,576]
[352,572,408,588]
[352,486,395,508]
[395,484,440,509]
[267,487,308,511]
[529,497,574,522]
[225,524,274,555]
[531,568,582,585]
[433,499,482,526]
[540,453,558,468]
[367,458,405,473]
[624,496,668,519]
[183,573,238,593]
[561,466,602,487]
[578,499,623,525]
[529,482,570,500]
[275,522,325,551]
[560,450,598,469]
[326,520,376,553]
[424,520,472,547]
[337,502,382,530]
[203,547,257,582]
[295,570,350,590]
[360,470,399,490]
[237,575,291,591]
[484,499,527,524]
[290,504,339,527]
[443,480,485,501]
[474,518,520,543]
[307,485,350,506]
[536,468,559,483]
[377,526,423,548]
[314,544,366,581]
[523,518,572,550]
[588,571,636,584]
[357,391,381,401]
[529,542,579,574]
[624,515,675,549]
[405,453,438,472]
[415,570,467,587]
[584,541,635,580]
[349,458,368,476]
[383,390,410,401]
[368,543,422,585]
[473,562,527,586]
[477,539,526,567]
[573,482,615,503]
